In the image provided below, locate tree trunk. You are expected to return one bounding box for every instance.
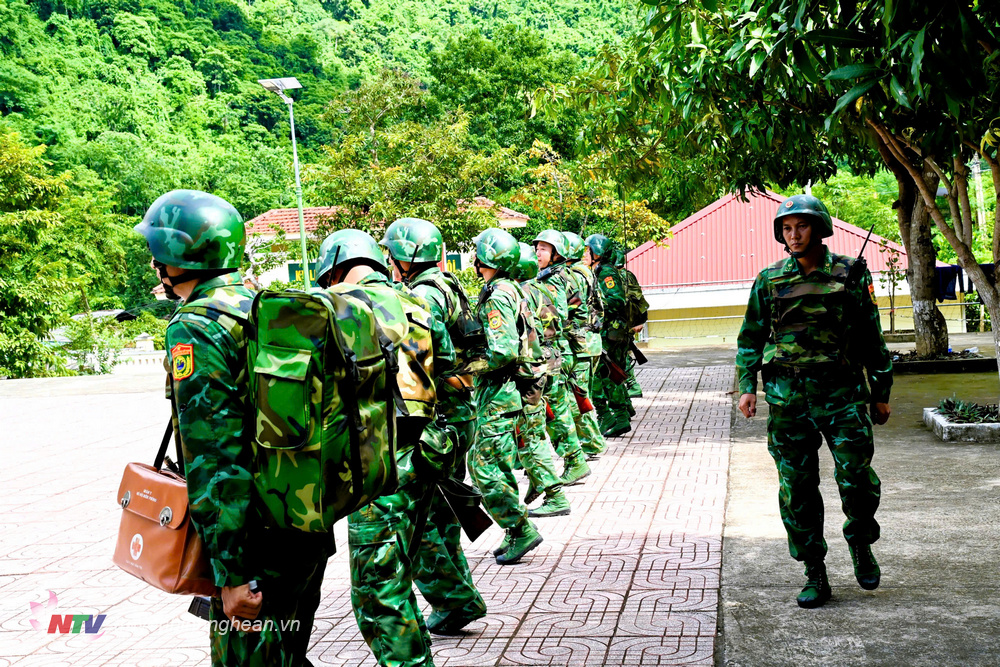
[874,129,950,356]
[910,169,950,356]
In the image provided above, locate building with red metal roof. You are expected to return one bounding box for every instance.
[626,189,907,291]
[623,190,947,347]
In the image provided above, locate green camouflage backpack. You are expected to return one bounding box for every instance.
[248,288,399,533]
[410,271,486,372]
[621,268,649,329]
[332,282,438,441]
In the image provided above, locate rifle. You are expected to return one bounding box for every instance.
[601,352,628,383]
[845,225,875,291]
[629,340,648,366]
[437,477,493,542]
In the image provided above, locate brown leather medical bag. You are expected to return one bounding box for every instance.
[112,422,217,597]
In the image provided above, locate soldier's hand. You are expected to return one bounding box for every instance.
[632,324,644,332]
[222,584,263,625]
[738,393,756,418]
[872,402,891,425]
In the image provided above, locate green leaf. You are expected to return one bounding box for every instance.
[792,41,819,84]
[888,75,911,109]
[830,78,878,117]
[825,63,881,80]
[749,51,766,78]
[700,0,718,11]
[910,27,926,88]
[803,28,870,47]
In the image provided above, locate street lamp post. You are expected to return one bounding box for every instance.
[258,77,310,290]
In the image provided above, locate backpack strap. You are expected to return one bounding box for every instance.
[338,288,408,418]
[412,273,457,323]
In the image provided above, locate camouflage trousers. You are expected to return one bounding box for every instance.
[543,371,584,460]
[210,531,331,667]
[765,373,881,563]
[469,412,529,531]
[516,377,563,495]
[568,355,606,456]
[413,420,487,618]
[595,339,633,431]
[349,447,435,667]
[625,350,642,399]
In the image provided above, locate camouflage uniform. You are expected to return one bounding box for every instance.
[736,247,892,563]
[166,275,333,667]
[534,265,587,466]
[520,277,568,499]
[563,261,608,456]
[593,261,632,435]
[470,276,531,532]
[614,253,648,401]
[406,266,487,632]
[342,270,442,667]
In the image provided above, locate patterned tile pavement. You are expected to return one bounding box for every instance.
[0,364,733,666]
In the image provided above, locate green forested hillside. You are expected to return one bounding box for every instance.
[0,0,649,376]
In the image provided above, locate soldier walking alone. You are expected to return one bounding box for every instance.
[735,195,893,609]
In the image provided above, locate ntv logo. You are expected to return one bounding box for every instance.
[29,591,107,638]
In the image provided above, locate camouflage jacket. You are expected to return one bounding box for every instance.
[523,278,562,373]
[735,247,893,403]
[565,261,604,357]
[594,262,629,342]
[536,264,573,358]
[164,273,255,588]
[408,267,475,423]
[473,277,529,417]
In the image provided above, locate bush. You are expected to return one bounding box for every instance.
[938,396,1000,424]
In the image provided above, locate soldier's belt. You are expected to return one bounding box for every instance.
[764,362,853,380]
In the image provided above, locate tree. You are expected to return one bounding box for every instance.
[429,25,581,154]
[510,141,671,250]
[0,130,71,377]
[555,0,988,357]
[310,70,521,251]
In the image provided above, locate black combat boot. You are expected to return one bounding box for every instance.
[796,561,832,609]
[849,544,881,590]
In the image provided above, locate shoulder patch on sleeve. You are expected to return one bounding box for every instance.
[171,343,194,381]
[868,283,876,304]
[488,309,503,330]
[604,276,616,289]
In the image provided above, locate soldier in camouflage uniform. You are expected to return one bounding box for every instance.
[380,218,488,635]
[611,244,648,402]
[585,234,633,438]
[470,228,544,565]
[317,229,443,667]
[510,243,572,518]
[138,190,331,667]
[736,194,892,609]
[562,232,608,458]
[532,230,592,486]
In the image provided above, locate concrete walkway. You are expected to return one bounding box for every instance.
[0,362,732,666]
[723,370,1000,666]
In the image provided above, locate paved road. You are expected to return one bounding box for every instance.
[0,361,732,666]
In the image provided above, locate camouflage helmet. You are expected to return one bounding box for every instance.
[533,229,569,259]
[773,194,834,243]
[134,189,245,270]
[511,242,539,282]
[381,218,444,264]
[563,232,584,261]
[585,233,613,260]
[473,228,519,273]
[316,229,390,285]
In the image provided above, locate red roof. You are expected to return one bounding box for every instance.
[626,190,911,289]
[246,207,341,236]
[246,199,529,237]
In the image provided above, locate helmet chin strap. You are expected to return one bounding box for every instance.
[153,261,233,300]
[785,238,819,259]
